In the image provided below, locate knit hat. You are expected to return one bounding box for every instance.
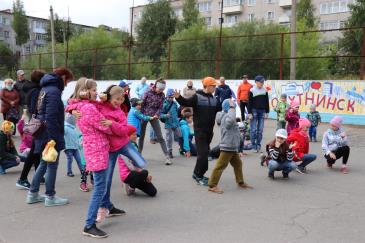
[119,79,132,88]
[254,75,265,83]
[65,113,76,126]
[280,93,287,98]
[127,125,137,136]
[166,88,174,97]
[202,77,219,86]
[222,99,236,112]
[298,118,311,129]
[130,98,142,107]
[275,129,288,139]
[330,116,343,128]
[1,120,15,133]
[290,100,300,108]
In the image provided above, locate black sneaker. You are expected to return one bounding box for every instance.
[282,172,289,179]
[202,176,209,182]
[268,171,275,179]
[108,206,126,217]
[67,172,75,177]
[16,179,30,190]
[192,174,208,186]
[83,224,108,238]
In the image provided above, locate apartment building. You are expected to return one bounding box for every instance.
[0,9,95,55]
[130,0,353,40]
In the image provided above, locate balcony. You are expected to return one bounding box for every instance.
[222,5,243,14]
[278,15,290,23]
[279,0,292,7]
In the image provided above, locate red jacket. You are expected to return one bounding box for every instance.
[0,89,20,114]
[286,128,309,161]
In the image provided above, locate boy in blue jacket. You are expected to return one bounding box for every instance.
[64,113,83,177]
[127,98,155,137]
[179,112,197,157]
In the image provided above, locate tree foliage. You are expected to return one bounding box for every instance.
[0,43,17,79]
[179,0,204,30]
[12,0,29,46]
[297,0,317,29]
[46,14,76,43]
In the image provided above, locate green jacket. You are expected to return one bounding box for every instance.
[0,131,18,161]
[274,101,289,121]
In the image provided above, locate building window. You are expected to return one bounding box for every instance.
[198,2,212,12]
[4,31,9,38]
[174,8,183,17]
[248,13,255,22]
[226,15,239,24]
[2,17,10,25]
[224,0,242,6]
[267,11,275,20]
[339,20,346,28]
[265,0,275,3]
[248,0,256,6]
[319,21,339,30]
[320,0,351,14]
[205,17,212,26]
[25,46,31,54]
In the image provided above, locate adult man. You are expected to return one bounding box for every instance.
[174,77,221,186]
[237,75,252,121]
[214,76,233,103]
[135,77,149,99]
[14,70,31,114]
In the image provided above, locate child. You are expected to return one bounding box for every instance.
[247,75,270,153]
[64,113,84,177]
[266,129,296,179]
[178,112,197,157]
[287,118,317,174]
[0,121,21,174]
[274,93,289,130]
[161,88,182,160]
[322,116,350,174]
[79,135,93,192]
[17,110,32,159]
[127,98,155,137]
[307,104,321,142]
[120,125,157,197]
[208,99,252,194]
[286,100,300,135]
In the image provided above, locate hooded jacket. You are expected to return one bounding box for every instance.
[160,99,180,129]
[286,128,309,161]
[127,107,151,137]
[286,109,300,135]
[215,84,233,103]
[216,108,241,152]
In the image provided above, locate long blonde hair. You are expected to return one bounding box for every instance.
[72,77,97,100]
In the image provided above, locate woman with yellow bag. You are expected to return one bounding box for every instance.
[26,67,74,207]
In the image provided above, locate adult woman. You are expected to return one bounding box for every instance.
[0,79,20,132]
[26,67,74,207]
[138,78,171,164]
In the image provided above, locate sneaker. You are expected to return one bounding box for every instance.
[296,167,306,174]
[340,166,349,174]
[268,171,275,179]
[83,224,108,238]
[40,177,45,185]
[208,156,213,161]
[26,193,46,204]
[260,153,266,166]
[208,186,223,194]
[0,166,6,175]
[79,182,89,192]
[96,208,109,223]
[168,151,174,159]
[202,176,209,182]
[107,206,126,217]
[179,149,185,156]
[125,184,135,196]
[282,172,289,179]
[197,178,208,186]
[16,179,31,190]
[165,156,172,165]
[45,196,69,207]
[67,172,75,177]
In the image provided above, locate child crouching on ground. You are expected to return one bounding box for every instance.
[120,125,157,197]
[178,112,197,157]
[0,121,21,174]
[208,99,252,194]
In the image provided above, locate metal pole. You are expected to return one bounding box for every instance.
[359,27,365,80]
[128,0,134,80]
[65,7,70,68]
[280,33,284,80]
[167,39,171,78]
[216,0,224,79]
[290,0,296,80]
[50,6,56,69]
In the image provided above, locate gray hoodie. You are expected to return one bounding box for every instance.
[216,108,241,152]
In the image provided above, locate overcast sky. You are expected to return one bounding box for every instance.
[1,0,148,30]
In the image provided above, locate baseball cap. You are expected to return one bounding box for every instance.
[202,77,219,86]
[17,70,25,76]
[119,79,132,87]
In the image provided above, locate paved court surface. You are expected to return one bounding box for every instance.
[0,120,364,243]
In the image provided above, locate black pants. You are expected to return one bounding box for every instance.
[324,146,350,165]
[194,131,213,177]
[19,142,41,181]
[124,170,157,197]
[239,101,248,121]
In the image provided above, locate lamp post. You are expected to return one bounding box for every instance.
[216,0,224,79]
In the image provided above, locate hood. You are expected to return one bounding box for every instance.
[40,73,64,91]
[215,111,225,125]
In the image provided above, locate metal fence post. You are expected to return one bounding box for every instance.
[167,39,171,79]
[93,49,97,80]
[359,27,365,80]
[128,42,132,80]
[280,33,284,80]
[38,53,42,69]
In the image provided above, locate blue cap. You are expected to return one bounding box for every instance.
[166,88,174,97]
[119,79,132,87]
[222,99,236,112]
[254,75,265,83]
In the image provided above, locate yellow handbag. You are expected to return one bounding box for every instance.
[42,140,58,162]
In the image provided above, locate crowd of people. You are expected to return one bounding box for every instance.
[0,69,352,238]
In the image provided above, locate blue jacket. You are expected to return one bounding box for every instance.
[215,84,233,103]
[179,119,193,152]
[160,100,179,129]
[64,122,81,150]
[127,107,151,136]
[34,73,65,153]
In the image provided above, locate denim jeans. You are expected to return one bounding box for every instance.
[64,149,84,174]
[250,109,265,150]
[0,159,19,171]
[298,154,317,169]
[101,142,147,210]
[85,169,107,228]
[268,160,297,173]
[30,155,60,198]
[309,126,317,140]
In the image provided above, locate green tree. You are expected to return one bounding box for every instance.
[136,0,177,75]
[297,0,317,29]
[46,14,75,43]
[180,0,204,30]
[0,43,16,79]
[12,0,29,46]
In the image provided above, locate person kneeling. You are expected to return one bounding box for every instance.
[267,129,296,179]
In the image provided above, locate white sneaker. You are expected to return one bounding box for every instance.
[165,156,172,165]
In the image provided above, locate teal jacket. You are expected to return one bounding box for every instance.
[179,119,193,152]
[64,122,81,150]
[160,100,180,129]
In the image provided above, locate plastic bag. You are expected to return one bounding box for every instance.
[42,140,58,162]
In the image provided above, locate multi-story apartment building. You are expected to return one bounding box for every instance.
[0,9,95,55]
[130,0,353,40]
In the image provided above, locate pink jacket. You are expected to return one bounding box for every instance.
[286,109,300,135]
[96,102,129,152]
[118,156,131,182]
[17,119,33,153]
[66,100,112,172]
